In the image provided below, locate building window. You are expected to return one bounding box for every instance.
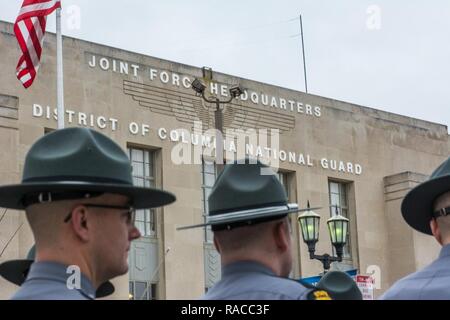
[277,171,295,278]
[129,281,157,300]
[201,159,217,243]
[328,181,351,259]
[128,147,156,237]
[277,172,289,198]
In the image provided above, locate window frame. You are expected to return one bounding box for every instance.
[328,180,352,259]
[128,147,157,238]
[129,280,157,300]
[201,159,217,243]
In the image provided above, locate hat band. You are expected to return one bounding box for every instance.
[22,175,131,185]
[22,191,104,207]
[433,206,450,218]
[207,203,299,225]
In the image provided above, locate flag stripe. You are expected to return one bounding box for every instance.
[14,23,35,78]
[18,20,40,69]
[14,0,60,88]
[34,17,45,41]
[26,17,44,62]
[16,0,60,21]
[22,0,52,6]
[20,73,32,84]
[19,1,58,16]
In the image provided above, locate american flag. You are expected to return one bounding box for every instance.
[14,0,61,88]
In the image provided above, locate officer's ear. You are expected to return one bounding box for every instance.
[273,220,289,251]
[430,218,443,245]
[69,205,90,242]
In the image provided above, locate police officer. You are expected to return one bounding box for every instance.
[178,159,331,300]
[0,245,114,298]
[381,156,450,299]
[0,127,176,299]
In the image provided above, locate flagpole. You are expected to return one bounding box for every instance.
[56,6,65,129]
[299,14,308,93]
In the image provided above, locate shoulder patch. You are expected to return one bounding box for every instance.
[308,289,332,300]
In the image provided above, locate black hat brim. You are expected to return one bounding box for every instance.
[401,175,450,235]
[0,259,32,286]
[316,271,362,300]
[0,181,176,210]
[96,281,115,298]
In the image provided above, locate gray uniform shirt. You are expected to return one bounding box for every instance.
[11,261,96,300]
[202,261,313,300]
[381,244,450,300]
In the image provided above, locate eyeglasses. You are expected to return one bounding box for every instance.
[64,204,136,226]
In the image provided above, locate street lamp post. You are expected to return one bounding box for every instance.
[190,77,244,168]
[297,202,349,272]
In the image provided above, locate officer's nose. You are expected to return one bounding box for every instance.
[129,225,141,240]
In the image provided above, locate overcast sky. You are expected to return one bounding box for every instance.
[1,0,449,132]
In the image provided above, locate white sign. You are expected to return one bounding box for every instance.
[31,103,363,175]
[356,275,374,300]
[86,53,322,118]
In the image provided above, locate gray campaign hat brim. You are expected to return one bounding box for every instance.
[0,127,176,210]
[177,204,321,230]
[0,259,115,298]
[0,181,175,210]
[178,159,322,231]
[401,175,450,235]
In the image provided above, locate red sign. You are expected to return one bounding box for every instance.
[356,275,374,300]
